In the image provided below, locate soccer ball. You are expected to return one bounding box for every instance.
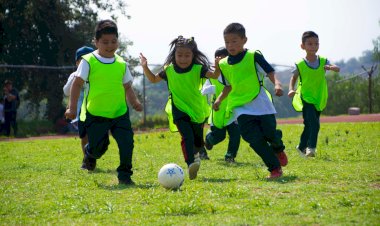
[158,163,185,190]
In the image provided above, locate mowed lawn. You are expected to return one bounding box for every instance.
[0,122,379,225]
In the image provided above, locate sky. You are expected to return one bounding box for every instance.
[109,0,379,68]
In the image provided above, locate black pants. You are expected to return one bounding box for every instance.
[175,115,204,166]
[299,101,321,150]
[237,114,284,171]
[85,111,134,181]
[206,122,241,158]
[4,111,17,137]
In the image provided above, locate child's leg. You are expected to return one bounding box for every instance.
[260,114,285,153]
[110,113,134,181]
[175,118,196,166]
[191,122,204,153]
[300,102,320,149]
[225,122,240,158]
[237,114,280,171]
[85,115,111,159]
[206,125,227,146]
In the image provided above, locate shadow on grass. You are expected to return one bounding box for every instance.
[200,177,238,183]
[266,175,298,183]
[98,182,159,190]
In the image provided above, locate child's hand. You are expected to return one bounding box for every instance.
[213,100,221,111]
[64,108,76,120]
[132,101,143,112]
[274,84,283,96]
[324,65,331,71]
[288,90,296,98]
[139,53,148,67]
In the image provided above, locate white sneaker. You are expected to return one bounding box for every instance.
[194,153,201,164]
[296,145,306,158]
[305,147,316,157]
[188,162,200,180]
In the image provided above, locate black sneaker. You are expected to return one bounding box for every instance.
[80,159,87,170]
[205,139,213,150]
[225,157,235,163]
[83,154,96,171]
[199,148,210,160]
[119,178,135,185]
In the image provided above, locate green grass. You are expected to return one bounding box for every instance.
[0,122,379,225]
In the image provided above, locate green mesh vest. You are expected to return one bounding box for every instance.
[292,56,328,112]
[80,53,127,120]
[219,50,261,122]
[208,77,228,128]
[166,64,208,123]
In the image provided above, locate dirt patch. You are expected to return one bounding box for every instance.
[1,114,379,142]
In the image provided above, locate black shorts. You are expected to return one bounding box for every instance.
[78,120,87,138]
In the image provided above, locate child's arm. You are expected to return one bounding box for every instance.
[213,85,232,111]
[206,56,223,79]
[65,77,84,119]
[139,53,163,83]
[324,64,340,72]
[63,74,75,96]
[124,81,143,112]
[288,73,298,98]
[267,72,283,97]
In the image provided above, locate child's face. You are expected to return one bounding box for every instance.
[301,37,319,55]
[223,33,247,56]
[174,47,193,69]
[95,34,119,58]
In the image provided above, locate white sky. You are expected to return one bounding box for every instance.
[110,0,379,67]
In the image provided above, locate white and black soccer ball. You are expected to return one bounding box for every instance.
[158,163,184,190]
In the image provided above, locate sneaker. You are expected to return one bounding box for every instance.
[267,168,283,179]
[306,147,316,157]
[80,159,87,170]
[199,151,210,160]
[188,162,200,180]
[225,157,235,163]
[275,151,288,167]
[83,154,96,171]
[194,153,201,163]
[119,178,135,186]
[204,139,213,150]
[296,145,306,157]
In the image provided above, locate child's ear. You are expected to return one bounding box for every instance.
[244,37,248,44]
[300,43,305,50]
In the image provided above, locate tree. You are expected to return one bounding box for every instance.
[0,0,131,122]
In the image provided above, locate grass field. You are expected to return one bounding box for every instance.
[0,122,379,225]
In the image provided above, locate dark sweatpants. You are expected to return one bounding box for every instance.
[237,114,284,172]
[299,101,321,150]
[206,122,241,158]
[84,111,134,181]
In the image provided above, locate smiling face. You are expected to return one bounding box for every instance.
[223,33,247,56]
[174,46,194,69]
[301,37,319,56]
[95,34,119,58]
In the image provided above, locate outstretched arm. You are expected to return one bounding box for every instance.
[124,81,143,112]
[139,53,163,83]
[206,56,223,79]
[267,71,283,97]
[324,64,340,72]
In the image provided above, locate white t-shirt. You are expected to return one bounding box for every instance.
[75,50,133,84]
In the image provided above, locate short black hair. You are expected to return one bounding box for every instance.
[302,31,318,44]
[223,23,246,38]
[214,47,228,58]
[95,19,118,40]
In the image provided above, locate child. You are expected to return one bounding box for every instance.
[201,47,241,163]
[214,23,287,179]
[63,46,94,169]
[65,19,142,185]
[139,36,218,180]
[288,31,340,157]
